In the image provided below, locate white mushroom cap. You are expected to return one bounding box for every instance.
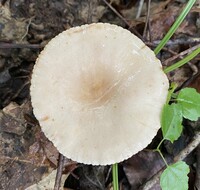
[30,23,169,165]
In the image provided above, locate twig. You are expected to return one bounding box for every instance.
[54,154,65,190]
[143,0,151,40]
[139,131,200,190]
[146,42,181,55]
[147,42,199,78]
[87,0,92,23]
[101,0,142,38]
[163,44,200,66]
[0,42,42,49]
[195,145,200,189]
[136,0,145,19]
[162,44,199,78]
[20,18,33,41]
[84,169,104,189]
[147,18,152,42]
[105,166,112,184]
[0,156,48,166]
[3,81,30,106]
[102,0,129,26]
[174,131,200,161]
[146,37,200,46]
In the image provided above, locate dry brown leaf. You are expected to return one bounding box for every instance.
[0,4,30,41]
[150,5,179,40]
[0,101,57,189]
[123,150,169,189]
[167,66,192,88]
[25,170,68,190]
[177,7,198,37]
[122,0,172,26]
[189,74,200,92]
[0,102,28,135]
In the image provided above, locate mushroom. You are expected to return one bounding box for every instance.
[30,23,169,165]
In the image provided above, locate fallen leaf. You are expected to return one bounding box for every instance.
[0,4,30,41]
[0,101,59,189]
[25,169,68,190]
[189,74,200,93]
[0,102,28,135]
[123,150,170,189]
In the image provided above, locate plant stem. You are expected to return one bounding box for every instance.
[154,0,196,55]
[112,163,119,190]
[164,47,200,73]
[157,138,165,150]
[157,149,169,167]
[155,138,168,167]
[166,82,178,104]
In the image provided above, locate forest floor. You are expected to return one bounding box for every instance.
[0,0,200,189]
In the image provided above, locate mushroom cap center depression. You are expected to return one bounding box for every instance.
[72,64,117,106]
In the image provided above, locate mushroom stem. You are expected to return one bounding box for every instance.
[112,163,119,190]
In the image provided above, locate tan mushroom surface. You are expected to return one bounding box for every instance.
[30,23,169,165]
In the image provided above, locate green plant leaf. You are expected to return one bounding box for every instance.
[177,88,200,121]
[160,161,190,190]
[161,104,183,143]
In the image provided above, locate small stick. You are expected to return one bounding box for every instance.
[147,13,152,42]
[162,45,199,81]
[101,0,142,38]
[20,18,33,41]
[143,0,151,40]
[163,44,200,66]
[146,42,181,55]
[146,37,200,46]
[102,0,129,26]
[147,42,199,76]
[0,42,42,49]
[174,131,200,162]
[136,0,145,19]
[195,145,200,189]
[0,156,48,166]
[54,154,65,190]
[87,0,93,23]
[3,81,30,106]
[139,131,200,190]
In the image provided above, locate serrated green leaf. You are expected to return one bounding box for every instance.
[177,88,200,121]
[160,161,190,190]
[161,104,183,143]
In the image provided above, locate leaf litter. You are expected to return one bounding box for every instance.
[0,0,200,189]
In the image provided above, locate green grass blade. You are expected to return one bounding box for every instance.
[154,0,196,55]
[164,47,200,73]
[112,163,119,190]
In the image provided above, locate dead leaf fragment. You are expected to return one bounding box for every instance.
[0,101,58,189]
[25,169,68,190]
[0,102,29,135]
[0,4,29,41]
[123,151,168,189]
